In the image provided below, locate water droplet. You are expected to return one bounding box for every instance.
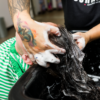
[91,67,94,71]
[92,78,99,82]
[71,55,74,58]
[98,65,100,69]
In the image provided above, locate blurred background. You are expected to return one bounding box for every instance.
[0,0,64,44]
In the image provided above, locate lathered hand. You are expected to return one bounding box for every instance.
[72,34,86,50]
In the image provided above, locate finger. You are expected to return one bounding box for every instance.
[34,53,48,67]
[47,49,65,54]
[72,34,81,39]
[77,38,85,50]
[47,41,66,54]
[35,51,60,65]
[42,51,60,64]
[77,43,83,50]
[74,32,82,35]
[43,30,66,54]
[35,21,61,36]
[47,25,61,36]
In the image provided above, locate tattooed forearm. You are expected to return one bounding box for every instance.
[8,0,30,18]
[17,18,36,47]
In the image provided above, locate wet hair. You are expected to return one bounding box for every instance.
[39,27,100,100]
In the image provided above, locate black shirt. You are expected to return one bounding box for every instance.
[62,0,100,30]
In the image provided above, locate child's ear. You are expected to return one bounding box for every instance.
[21,54,33,65]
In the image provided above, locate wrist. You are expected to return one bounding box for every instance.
[13,11,32,28]
[84,32,91,44]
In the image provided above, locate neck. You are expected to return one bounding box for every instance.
[15,42,22,55]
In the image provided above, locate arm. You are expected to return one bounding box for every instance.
[85,24,100,42]
[8,0,66,67]
[8,0,31,26]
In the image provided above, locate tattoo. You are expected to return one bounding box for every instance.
[8,0,30,18]
[17,18,36,47]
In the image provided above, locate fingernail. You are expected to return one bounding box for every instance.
[56,31,61,36]
[57,49,66,54]
[61,49,66,53]
[57,33,61,36]
[58,50,64,54]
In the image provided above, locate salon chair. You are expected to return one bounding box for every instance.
[9,30,100,100]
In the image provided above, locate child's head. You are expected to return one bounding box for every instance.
[15,32,34,65]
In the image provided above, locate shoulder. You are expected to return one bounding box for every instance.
[0,37,16,66]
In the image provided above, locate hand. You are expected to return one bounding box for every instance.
[72,32,89,50]
[15,15,66,67]
[37,22,87,51]
[42,22,58,27]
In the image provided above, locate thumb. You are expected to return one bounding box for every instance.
[77,37,86,50]
[77,42,83,50]
[72,34,85,50]
[72,34,81,40]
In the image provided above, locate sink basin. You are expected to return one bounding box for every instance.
[8,38,100,100]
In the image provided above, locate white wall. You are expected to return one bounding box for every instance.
[52,0,57,8]
[32,0,40,15]
[0,0,13,28]
[30,1,34,18]
[0,0,57,28]
[0,0,34,28]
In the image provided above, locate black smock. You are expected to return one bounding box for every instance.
[61,0,100,31]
